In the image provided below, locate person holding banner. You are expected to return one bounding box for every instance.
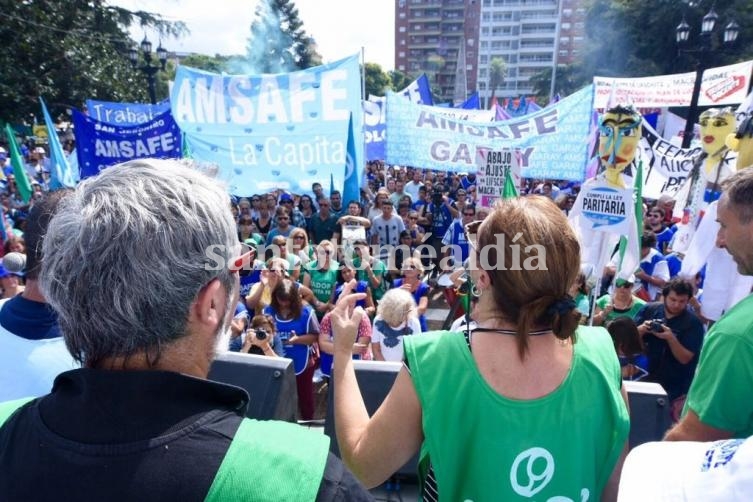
[331,196,629,500]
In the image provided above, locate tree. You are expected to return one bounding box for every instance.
[364,63,391,98]
[528,65,587,101]
[581,0,753,79]
[245,0,322,73]
[488,57,507,107]
[0,0,186,124]
[388,70,412,92]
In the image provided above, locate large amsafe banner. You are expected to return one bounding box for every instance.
[171,54,363,196]
[385,85,594,181]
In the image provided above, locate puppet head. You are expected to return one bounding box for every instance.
[700,108,735,158]
[727,113,753,170]
[599,105,642,188]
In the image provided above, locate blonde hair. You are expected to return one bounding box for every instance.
[401,256,424,275]
[477,196,581,358]
[376,288,417,327]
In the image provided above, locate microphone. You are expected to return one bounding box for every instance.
[3,252,26,274]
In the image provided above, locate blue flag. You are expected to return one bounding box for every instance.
[457,93,480,110]
[40,97,75,190]
[72,109,182,179]
[343,113,361,205]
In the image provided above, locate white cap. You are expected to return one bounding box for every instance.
[618,438,753,501]
[0,147,6,153]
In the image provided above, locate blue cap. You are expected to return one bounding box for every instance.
[0,263,22,279]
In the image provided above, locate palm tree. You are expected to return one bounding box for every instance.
[488,57,508,108]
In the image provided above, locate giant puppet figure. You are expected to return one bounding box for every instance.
[670,107,737,253]
[570,105,643,289]
[598,105,642,189]
[679,113,753,322]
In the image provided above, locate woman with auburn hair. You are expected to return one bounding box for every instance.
[264,279,320,420]
[330,196,630,501]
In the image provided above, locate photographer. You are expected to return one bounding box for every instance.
[634,278,705,421]
[241,315,283,357]
[421,185,458,271]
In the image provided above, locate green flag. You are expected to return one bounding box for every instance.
[4,124,32,203]
[502,166,518,199]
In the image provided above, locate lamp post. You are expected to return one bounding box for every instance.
[128,36,168,104]
[676,7,739,149]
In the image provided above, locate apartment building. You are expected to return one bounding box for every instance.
[395,0,586,104]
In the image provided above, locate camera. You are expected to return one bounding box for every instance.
[254,328,268,341]
[650,320,664,333]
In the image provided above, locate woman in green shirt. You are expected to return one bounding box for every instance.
[593,275,646,326]
[330,196,630,501]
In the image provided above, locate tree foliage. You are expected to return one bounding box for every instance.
[245,0,322,73]
[389,70,412,92]
[488,57,507,105]
[364,63,391,98]
[0,0,187,124]
[580,0,753,79]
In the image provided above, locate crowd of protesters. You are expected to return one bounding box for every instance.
[1,146,752,499]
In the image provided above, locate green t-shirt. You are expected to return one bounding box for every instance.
[403,328,629,501]
[596,294,645,323]
[684,294,753,436]
[354,257,389,301]
[304,261,339,304]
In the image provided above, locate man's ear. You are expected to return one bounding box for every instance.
[192,278,225,327]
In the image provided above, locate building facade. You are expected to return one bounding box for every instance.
[394,0,586,105]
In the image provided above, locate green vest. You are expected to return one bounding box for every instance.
[0,399,329,502]
[305,262,339,303]
[403,328,629,502]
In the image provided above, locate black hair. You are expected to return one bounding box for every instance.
[662,278,694,299]
[25,189,73,280]
[641,230,657,249]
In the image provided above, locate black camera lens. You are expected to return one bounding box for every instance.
[255,328,268,341]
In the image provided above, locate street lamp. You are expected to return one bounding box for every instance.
[128,36,168,104]
[676,7,739,148]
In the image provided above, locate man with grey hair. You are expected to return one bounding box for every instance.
[0,159,371,501]
[665,167,753,441]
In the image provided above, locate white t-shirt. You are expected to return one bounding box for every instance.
[371,315,422,362]
[618,437,753,501]
[371,214,405,247]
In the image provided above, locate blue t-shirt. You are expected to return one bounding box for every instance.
[427,203,453,238]
[334,280,368,309]
[0,294,60,340]
[263,304,318,375]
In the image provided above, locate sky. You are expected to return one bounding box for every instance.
[112,0,395,70]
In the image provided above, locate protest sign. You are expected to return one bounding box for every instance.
[72,109,182,179]
[476,148,519,208]
[386,85,594,181]
[594,60,753,109]
[85,99,171,126]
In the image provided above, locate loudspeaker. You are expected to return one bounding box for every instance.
[324,360,419,478]
[208,352,298,422]
[625,380,672,448]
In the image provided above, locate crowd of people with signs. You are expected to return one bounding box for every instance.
[1,54,753,500]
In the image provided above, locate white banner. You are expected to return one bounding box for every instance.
[594,60,753,109]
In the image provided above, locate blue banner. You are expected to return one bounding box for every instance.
[72,109,182,179]
[171,54,363,196]
[364,74,434,161]
[85,99,171,126]
[385,85,595,181]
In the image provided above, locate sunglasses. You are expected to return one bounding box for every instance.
[278,217,289,221]
[463,212,475,217]
[281,200,293,204]
[616,282,634,288]
[464,220,482,250]
[240,220,254,225]
[293,235,305,240]
[401,265,417,273]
